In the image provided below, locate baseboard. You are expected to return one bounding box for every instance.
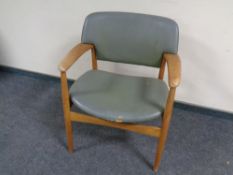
[174,101,233,120]
[0,65,74,84]
[1,64,232,119]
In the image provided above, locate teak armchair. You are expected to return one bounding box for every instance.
[58,12,181,173]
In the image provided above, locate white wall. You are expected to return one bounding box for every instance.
[0,0,233,112]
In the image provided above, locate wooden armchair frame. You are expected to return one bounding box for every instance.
[58,43,181,173]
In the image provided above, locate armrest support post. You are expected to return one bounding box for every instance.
[91,47,98,70]
[158,57,166,80]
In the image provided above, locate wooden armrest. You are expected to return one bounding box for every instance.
[58,43,94,72]
[163,53,181,88]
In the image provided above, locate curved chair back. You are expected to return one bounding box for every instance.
[81,12,179,67]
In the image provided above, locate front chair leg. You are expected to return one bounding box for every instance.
[153,87,176,173]
[153,122,170,172]
[61,72,74,153]
[64,113,74,153]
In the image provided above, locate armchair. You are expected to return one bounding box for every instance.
[58,12,181,173]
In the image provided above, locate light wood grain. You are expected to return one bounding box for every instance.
[61,72,74,152]
[153,87,176,172]
[158,56,166,80]
[163,53,181,88]
[58,43,94,72]
[91,47,98,70]
[70,112,161,138]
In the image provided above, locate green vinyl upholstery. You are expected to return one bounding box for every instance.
[69,12,179,123]
[81,12,179,67]
[70,70,168,123]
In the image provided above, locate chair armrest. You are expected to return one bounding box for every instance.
[58,43,94,72]
[163,53,181,88]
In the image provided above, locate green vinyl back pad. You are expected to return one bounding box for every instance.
[81,12,179,67]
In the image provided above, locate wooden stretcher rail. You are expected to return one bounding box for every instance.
[70,112,161,138]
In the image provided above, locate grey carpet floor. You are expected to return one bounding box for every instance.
[0,70,233,175]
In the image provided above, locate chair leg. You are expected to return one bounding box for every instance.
[61,72,74,153]
[64,115,74,153]
[153,126,169,172]
[153,87,176,172]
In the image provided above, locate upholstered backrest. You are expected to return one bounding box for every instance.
[81,12,179,67]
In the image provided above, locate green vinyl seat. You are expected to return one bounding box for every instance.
[70,70,169,123]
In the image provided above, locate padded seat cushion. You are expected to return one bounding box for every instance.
[70,70,168,123]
